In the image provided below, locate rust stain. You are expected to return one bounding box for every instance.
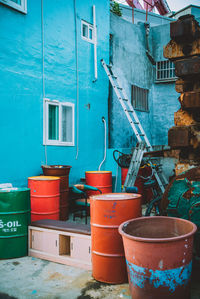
[46,272,67,281]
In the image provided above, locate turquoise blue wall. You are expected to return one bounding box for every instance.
[119,4,172,27]
[109,13,179,148]
[0,0,110,186]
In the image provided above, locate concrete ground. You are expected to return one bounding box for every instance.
[0,256,200,299]
[0,257,131,299]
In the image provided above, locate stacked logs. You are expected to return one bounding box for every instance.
[164,15,200,175]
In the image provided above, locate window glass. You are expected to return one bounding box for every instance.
[89,28,93,40]
[48,105,59,141]
[12,0,21,4]
[83,24,88,38]
[62,106,72,143]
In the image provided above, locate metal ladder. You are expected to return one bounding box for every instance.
[122,142,146,192]
[101,59,167,194]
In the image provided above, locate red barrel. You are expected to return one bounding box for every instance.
[41,165,71,221]
[59,175,69,221]
[28,176,60,222]
[119,216,197,299]
[90,193,141,284]
[85,171,112,196]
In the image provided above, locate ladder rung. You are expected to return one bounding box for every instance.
[106,64,112,68]
[123,98,128,101]
[134,122,139,124]
[117,87,123,90]
[112,75,117,79]
[125,109,133,113]
[140,134,145,136]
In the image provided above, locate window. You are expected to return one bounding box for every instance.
[131,85,149,112]
[0,0,27,13]
[81,20,94,43]
[156,60,176,82]
[44,99,75,146]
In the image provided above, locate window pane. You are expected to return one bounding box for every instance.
[48,105,59,140]
[89,28,93,40]
[62,106,72,143]
[82,24,88,38]
[12,0,21,3]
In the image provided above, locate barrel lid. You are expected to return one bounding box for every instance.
[28,176,60,180]
[85,171,112,174]
[90,193,141,201]
[0,187,30,193]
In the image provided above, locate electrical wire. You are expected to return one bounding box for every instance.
[41,0,47,165]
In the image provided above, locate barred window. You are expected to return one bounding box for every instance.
[156,60,176,82]
[131,85,149,112]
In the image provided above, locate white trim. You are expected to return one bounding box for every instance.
[81,20,94,44]
[0,0,27,14]
[43,98,75,147]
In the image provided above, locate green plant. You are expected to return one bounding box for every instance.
[110,1,122,17]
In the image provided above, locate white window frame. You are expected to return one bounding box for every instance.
[156,60,177,83]
[43,98,75,147]
[0,0,27,14]
[81,20,94,44]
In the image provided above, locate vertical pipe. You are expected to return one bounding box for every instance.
[74,0,79,159]
[93,5,98,81]
[98,117,107,171]
[132,7,134,24]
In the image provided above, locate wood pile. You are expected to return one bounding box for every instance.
[164,15,200,175]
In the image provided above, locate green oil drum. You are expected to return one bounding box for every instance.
[0,188,30,259]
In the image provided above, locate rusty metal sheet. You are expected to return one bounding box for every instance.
[174,56,200,78]
[170,15,200,44]
[174,109,196,126]
[164,39,200,60]
[168,126,190,148]
[180,91,200,109]
[169,125,200,149]
[175,79,194,93]
[175,79,200,93]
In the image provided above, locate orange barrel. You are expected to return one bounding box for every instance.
[85,171,112,196]
[90,193,141,284]
[28,176,60,222]
[59,175,69,221]
[119,217,197,299]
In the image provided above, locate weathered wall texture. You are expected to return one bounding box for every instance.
[0,0,110,186]
[109,13,179,148]
[120,4,172,27]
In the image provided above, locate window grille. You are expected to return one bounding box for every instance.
[156,60,176,82]
[0,0,27,13]
[131,85,149,112]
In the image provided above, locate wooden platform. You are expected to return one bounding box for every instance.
[29,220,91,270]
